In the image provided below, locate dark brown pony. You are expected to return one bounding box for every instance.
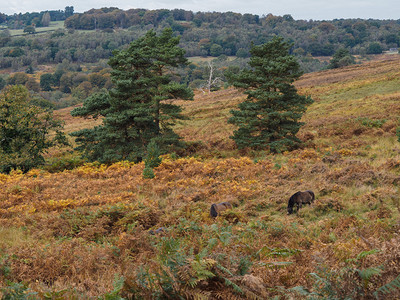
[287,190,315,214]
[210,202,232,218]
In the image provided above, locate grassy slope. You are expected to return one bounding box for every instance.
[8,21,64,36]
[1,55,400,298]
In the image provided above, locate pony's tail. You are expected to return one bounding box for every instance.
[210,204,218,218]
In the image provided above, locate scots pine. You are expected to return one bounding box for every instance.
[71,28,193,163]
[227,36,313,153]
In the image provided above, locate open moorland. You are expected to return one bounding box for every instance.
[1,55,400,298]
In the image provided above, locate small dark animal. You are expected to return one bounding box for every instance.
[210,202,232,218]
[149,227,166,235]
[287,190,315,214]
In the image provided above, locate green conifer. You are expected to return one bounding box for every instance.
[71,28,193,163]
[227,36,313,153]
[143,139,162,179]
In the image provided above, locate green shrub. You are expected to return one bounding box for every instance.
[1,281,37,300]
[44,155,84,173]
[357,117,387,128]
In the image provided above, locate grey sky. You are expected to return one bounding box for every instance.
[1,0,399,20]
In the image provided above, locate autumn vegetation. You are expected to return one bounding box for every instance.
[0,52,398,298]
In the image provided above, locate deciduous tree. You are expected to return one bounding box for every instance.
[41,12,51,27]
[0,77,5,90]
[328,48,356,69]
[366,42,383,54]
[65,6,74,19]
[23,25,36,34]
[0,85,67,173]
[8,72,29,85]
[40,73,54,91]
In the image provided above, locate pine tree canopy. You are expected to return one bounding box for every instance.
[71,28,193,163]
[227,36,313,153]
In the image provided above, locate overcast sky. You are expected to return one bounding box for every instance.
[1,0,399,20]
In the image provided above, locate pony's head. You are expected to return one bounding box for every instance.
[287,193,297,214]
[210,202,232,218]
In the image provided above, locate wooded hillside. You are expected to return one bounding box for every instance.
[1,7,400,71]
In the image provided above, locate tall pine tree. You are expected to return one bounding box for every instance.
[228,36,313,153]
[71,28,193,163]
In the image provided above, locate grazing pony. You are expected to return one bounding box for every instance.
[287,190,315,214]
[210,202,232,218]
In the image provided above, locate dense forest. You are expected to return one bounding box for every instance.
[63,7,400,57]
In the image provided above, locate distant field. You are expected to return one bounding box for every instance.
[8,21,64,36]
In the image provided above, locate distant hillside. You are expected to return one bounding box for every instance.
[63,7,400,58]
[58,53,400,157]
[1,7,400,74]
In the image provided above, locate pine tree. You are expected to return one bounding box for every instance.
[227,36,313,153]
[71,28,193,163]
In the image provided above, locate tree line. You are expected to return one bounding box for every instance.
[62,8,400,57]
[0,6,73,29]
[0,7,399,68]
